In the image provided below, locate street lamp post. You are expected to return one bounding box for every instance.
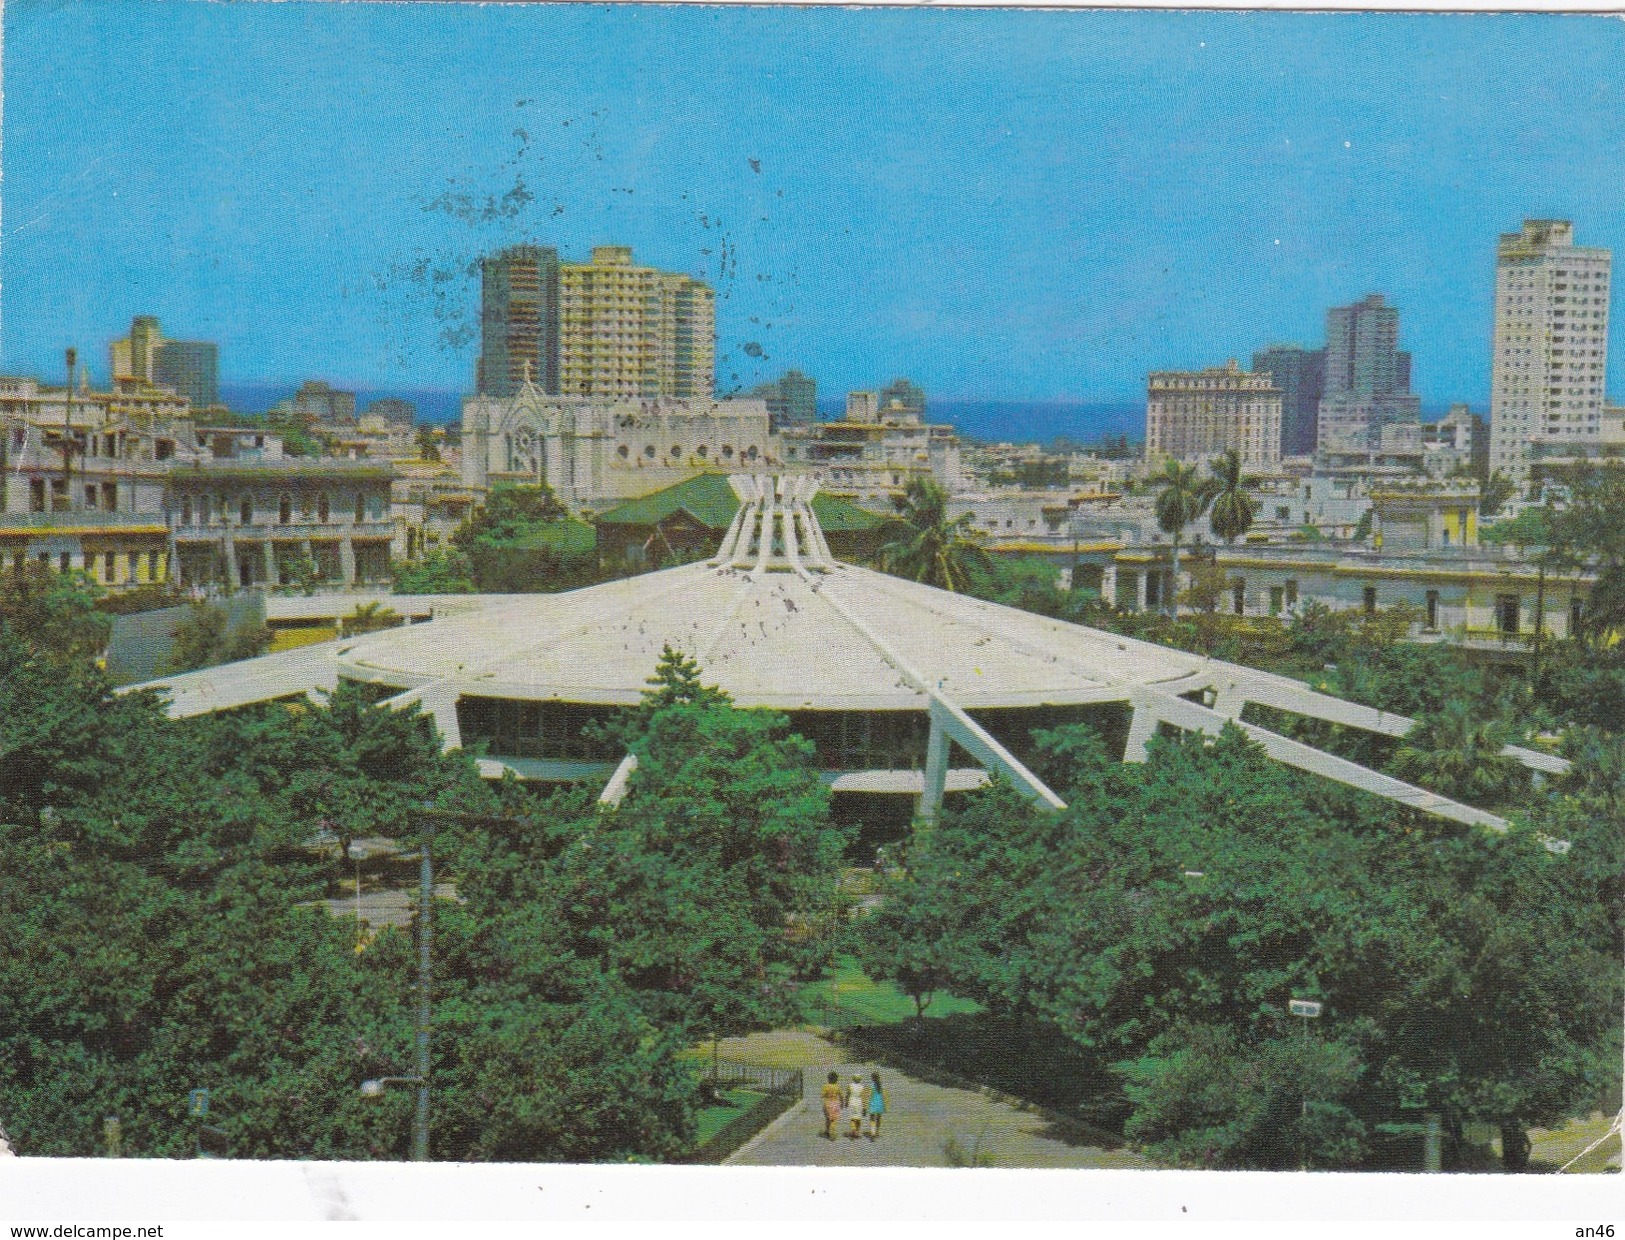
[359,809,434,1162]
[413,811,432,1163]
[1289,998,1323,1171]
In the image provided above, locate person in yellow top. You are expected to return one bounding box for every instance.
[820,1072,843,1140]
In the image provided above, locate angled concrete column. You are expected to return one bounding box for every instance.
[1210,682,1247,719]
[417,685,463,750]
[1101,564,1118,607]
[1123,702,1159,762]
[1133,570,1147,613]
[918,709,950,824]
[224,531,240,588]
[340,535,356,586]
[599,752,640,808]
[262,540,276,585]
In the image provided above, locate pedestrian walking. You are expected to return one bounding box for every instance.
[866,1072,886,1139]
[847,1074,868,1138]
[820,1072,843,1140]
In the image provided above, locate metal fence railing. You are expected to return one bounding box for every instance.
[705,1060,804,1098]
[683,1061,806,1164]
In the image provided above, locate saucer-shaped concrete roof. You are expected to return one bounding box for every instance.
[326,558,1212,712]
[130,474,1567,835]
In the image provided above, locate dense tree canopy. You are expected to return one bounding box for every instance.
[860,722,1621,1169]
[0,623,842,1160]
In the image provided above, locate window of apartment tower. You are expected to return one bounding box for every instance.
[1284,580,1298,608]
[279,496,292,524]
[181,495,193,525]
[240,495,253,525]
[318,493,331,523]
[127,551,140,581]
[104,551,117,582]
[1363,586,1378,616]
[355,492,366,523]
[1426,590,1440,631]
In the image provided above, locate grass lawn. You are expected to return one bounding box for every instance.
[1530,1110,1622,1174]
[694,1088,769,1145]
[799,954,981,1028]
[269,624,337,653]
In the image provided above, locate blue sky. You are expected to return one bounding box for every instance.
[4,3,1624,405]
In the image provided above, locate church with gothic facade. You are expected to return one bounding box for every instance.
[460,375,781,510]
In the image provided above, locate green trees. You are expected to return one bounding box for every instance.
[0,630,418,1157]
[1,622,848,1161]
[0,562,110,664]
[390,549,475,595]
[1391,699,1531,806]
[1152,459,1214,618]
[444,483,600,593]
[878,477,991,593]
[858,722,1621,1169]
[166,602,272,672]
[1479,471,1518,519]
[340,601,403,637]
[1206,448,1259,545]
[1549,463,1625,643]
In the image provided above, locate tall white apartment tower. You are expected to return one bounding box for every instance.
[1490,220,1611,484]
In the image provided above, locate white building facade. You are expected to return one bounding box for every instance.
[1490,220,1612,485]
[1145,361,1283,471]
[461,383,778,509]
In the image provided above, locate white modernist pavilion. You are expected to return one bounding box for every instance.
[128,475,1568,833]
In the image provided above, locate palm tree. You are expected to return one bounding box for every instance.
[1206,449,1259,545]
[1152,459,1214,618]
[1391,699,1531,806]
[341,601,403,637]
[878,477,991,593]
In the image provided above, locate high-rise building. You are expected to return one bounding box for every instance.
[365,398,418,428]
[845,391,879,422]
[152,340,219,410]
[1144,361,1282,470]
[1251,345,1325,457]
[557,246,714,399]
[878,377,927,420]
[1490,220,1612,483]
[751,369,817,428]
[478,244,716,401]
[272,380,357,426]
[1324,295,1410,398]
[477,245,560,398]
[110,317,218,408]
[110,316,164,383]
[1316,295,1421,458]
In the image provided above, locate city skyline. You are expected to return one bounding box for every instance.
[4,5,1625,405]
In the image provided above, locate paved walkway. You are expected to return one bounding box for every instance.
[721,1030,1145,1170]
